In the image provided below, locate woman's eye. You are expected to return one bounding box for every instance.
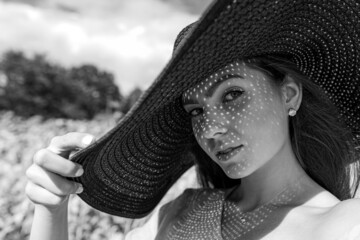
[223,89,244,102]
[189,108,203,117]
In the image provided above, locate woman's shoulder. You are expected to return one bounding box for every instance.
[281,188,360,240]
[328,198,360,218]
[317,198,360,239]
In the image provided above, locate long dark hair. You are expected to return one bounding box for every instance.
[192,55,360,200]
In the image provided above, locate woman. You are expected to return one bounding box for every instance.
[26,0,360,239]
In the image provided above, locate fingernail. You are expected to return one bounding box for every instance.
[82,135,94,146]
[76,184,83,194]
[75,168,84,177]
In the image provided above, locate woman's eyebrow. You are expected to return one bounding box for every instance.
[204,74,244,98]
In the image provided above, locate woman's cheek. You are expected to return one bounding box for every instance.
[248,110,287,164]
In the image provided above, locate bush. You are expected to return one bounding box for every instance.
[0,51,123,119]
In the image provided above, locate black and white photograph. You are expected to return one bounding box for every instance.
[1,0,360,239]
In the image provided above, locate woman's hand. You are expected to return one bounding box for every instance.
[25,132,95,211]
[26,132,95,240]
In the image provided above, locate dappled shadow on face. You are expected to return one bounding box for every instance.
[182,61,288,179]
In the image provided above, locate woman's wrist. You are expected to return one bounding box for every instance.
[34,200,69,214]
[30,203,69,240]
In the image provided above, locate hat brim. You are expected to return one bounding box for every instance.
[71,0,360,218]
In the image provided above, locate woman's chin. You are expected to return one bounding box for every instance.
[221,162,252,179]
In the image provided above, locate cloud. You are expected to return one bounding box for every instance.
[0,0,205,94]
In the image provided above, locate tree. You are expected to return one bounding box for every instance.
[0,50,123,119]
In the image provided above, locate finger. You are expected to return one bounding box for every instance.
[26,164,83,196]
[33,149,84,177]
[25,181,69,207]
[47,133,95,157]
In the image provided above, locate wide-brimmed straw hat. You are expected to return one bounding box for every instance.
[71,0,360,218]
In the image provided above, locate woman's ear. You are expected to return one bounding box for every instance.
[281,75,303,111]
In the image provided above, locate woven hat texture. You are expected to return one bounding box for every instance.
[71,0,360,218]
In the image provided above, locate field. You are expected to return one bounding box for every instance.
[0,111,197,240]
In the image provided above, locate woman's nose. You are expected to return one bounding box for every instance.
[203,126,227,139]
[202,117,228,139]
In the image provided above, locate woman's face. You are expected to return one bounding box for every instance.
[182,61,289,179]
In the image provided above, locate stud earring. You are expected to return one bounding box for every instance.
[288,108,297,117]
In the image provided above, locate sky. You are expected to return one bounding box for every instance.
[0,0,212,94]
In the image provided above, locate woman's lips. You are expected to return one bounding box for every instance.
[216,145,243,162]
